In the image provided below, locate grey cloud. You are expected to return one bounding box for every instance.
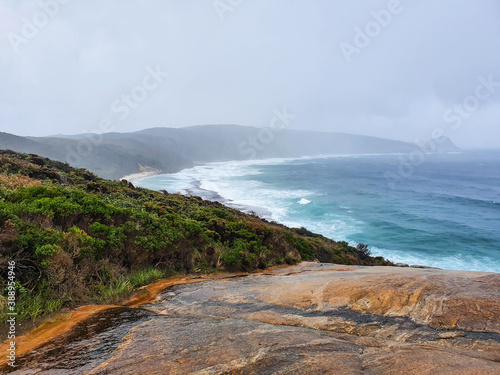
[0,0,499,148]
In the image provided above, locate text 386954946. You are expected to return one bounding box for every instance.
[6,261,17,368]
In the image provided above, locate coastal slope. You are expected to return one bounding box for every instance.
[0,150,389,325]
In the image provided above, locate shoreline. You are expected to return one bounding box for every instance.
[120,170,160,185]
[124,154,499,274]
[121,151,458,186]
[120,152,418,183]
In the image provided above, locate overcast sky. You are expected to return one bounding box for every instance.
[1,0,499,148]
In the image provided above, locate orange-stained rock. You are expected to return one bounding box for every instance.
[0,305,117,367]
[0,272,247,369]
[4,263,500,374]
[256,264,500,333]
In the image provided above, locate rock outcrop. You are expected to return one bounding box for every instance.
[5,263,500,374]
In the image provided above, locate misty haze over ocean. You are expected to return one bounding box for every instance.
[1,0,499,272]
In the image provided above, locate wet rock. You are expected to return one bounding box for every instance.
[7,263,500,374]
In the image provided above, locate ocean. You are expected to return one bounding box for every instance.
[137,150,500,273]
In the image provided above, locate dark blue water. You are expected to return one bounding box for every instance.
[139,151,500,272]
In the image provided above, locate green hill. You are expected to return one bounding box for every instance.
[0,150,391,323]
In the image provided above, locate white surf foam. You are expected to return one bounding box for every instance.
[138,157,500,273]
[369,246,499,273]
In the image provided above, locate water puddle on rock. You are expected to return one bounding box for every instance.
[4,307,154,374]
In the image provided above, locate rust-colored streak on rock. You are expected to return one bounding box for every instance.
[125,276,202,308]
[0,271,252,367]
[0,305,117,366]
[126,272,249,308]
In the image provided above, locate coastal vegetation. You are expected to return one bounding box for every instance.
[0,150,391,323]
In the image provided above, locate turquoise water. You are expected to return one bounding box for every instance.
[138,151,500,272]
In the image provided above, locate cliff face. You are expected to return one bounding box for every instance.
[8,262,500,374]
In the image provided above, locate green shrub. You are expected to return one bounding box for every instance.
[129,268,165,288]
[204,229,221,243]
[284,232,315,260]
[97,278,132,302]
[34,244,61,258]
[221,246,245,267]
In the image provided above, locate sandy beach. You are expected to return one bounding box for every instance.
[120,170,159,185]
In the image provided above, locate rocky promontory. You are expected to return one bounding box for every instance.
[4,262,499,374]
